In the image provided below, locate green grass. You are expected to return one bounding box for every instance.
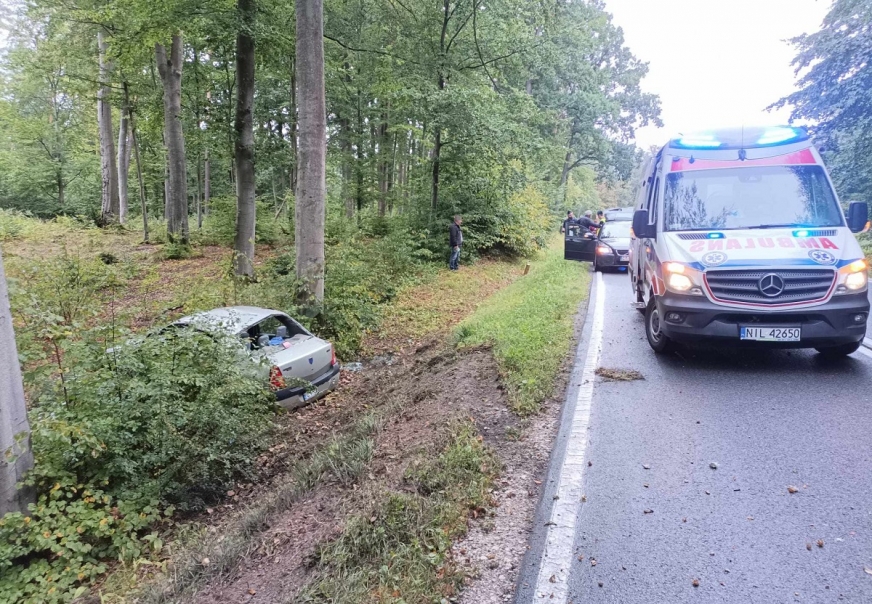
[858,232,872,263]
[455,238,590,415]
[297,422,497,604]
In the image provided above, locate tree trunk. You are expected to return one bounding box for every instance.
[97,31,120,224]
[132,125,148,242]
[0,248,34,516]
[289,55,298,193]
[295,0,326,304]
[234,0,257,278]
[204,148,211,214]
[339,116,354,218]
[117,94,130,225]
[377,106,389,217]
[156,36,189,244]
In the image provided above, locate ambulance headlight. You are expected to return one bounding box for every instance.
[667,273,693,292]
[845,271,868,291]
[836,259,869,294]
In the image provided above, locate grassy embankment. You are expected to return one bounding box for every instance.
[456,237,591,415]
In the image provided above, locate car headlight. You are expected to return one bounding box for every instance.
[663,262,704,296]
[597,245,612,255]
[835,259,869,294]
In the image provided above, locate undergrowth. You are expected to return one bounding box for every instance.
[132,405,389,604]
[455,237,590,415]
[297,421,498,604]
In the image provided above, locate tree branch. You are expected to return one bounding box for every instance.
[323,34,421,66]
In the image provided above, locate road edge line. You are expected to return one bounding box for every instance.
[531,271,605,602]
[863,337,872,350]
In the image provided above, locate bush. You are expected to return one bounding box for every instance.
[3,254,277,602]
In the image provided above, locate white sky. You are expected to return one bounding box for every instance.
[605,0,832,149]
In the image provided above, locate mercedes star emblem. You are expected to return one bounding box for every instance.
[758,273,785,297]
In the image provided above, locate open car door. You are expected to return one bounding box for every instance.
[564,228,597,262]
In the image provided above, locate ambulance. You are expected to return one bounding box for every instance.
[629,126,870,356]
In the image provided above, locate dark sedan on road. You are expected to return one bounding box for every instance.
[594,220,632,272]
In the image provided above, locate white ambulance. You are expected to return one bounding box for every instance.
[629,126,869,356]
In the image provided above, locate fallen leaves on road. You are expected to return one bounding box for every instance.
[590,559,598,566]
[709,462,718,470]
[788,486,799,494]
[864,567,872,576]
[692,578,700,587]
[596,367,644,381]
[817,540,825,548]
[642,464,651,470]
[807,543,812,551]
[643,509,654,514]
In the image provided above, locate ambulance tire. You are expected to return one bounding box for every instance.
[814,342,862,358]
[634,278,646,315]
[645,298,675,354]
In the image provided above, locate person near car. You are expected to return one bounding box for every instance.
[449,215,463,271]
[561,211,576,234]
[596,210,606,234]
[577,210,603,234]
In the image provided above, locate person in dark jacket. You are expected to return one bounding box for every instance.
[561,211,576,234]
[577,210,602,233]
[449,215,463,271]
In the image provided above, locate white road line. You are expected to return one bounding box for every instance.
[858,345,872,360]
[533,271,606,602]
[864,337,872,350]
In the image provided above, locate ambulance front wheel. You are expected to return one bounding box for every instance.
[815,342,862,358]
[645,298,676,354]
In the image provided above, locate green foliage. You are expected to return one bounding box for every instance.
[3,254,276,602]
[456,239,590,415]
[200,196,283,247]
[298,422,497,604]
[776,0,872,202]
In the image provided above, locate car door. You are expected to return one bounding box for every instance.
[564,227,597,262]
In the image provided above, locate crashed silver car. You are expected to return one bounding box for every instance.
[175,306,340,409]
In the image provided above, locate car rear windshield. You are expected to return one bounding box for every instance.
[600,221,632,239]
[663,166,844,231]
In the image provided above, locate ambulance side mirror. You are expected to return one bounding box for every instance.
[632,210,655,239]
[847,201,868,233]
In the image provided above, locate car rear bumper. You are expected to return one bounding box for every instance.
[657,293,869,348]
[275,364,341,410]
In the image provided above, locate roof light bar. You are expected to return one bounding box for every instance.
[674,134,722,149]
[757,127,805,146]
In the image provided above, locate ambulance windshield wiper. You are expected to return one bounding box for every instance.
[744,223,819,230]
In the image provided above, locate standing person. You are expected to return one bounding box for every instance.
[561,211,576,234]
[578,210,602,233]
[597,210,606,223]
[449,215,463,271]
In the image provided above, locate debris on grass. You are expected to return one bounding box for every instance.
[595,367,644,381]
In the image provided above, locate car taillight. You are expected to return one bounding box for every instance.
[331,345,337,367]
[269,366,286,390]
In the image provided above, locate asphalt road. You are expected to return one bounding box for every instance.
[516,272,872,603]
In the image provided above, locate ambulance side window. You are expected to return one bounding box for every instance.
[648,177,660,226]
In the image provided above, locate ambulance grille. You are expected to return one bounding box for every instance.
[704,269,836,305]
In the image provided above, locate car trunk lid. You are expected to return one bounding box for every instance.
[265,335,333,381]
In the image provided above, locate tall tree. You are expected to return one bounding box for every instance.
[775,0,872,201]
[156,35,189,244]
[0,248,34,516]
[234,0,257,277]
[295,0,326,303]
[97,30,120,224]
[117,85,131,224]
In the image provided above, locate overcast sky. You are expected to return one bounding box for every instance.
[604,0,832,149]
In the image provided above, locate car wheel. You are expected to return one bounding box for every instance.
[814,342,862,358]
[645,298,675,354]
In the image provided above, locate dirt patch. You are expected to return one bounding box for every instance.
[596,367,644,381]
[187,341,520,603]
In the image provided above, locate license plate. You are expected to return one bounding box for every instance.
[620,255,629,262]
[740,326,801,342]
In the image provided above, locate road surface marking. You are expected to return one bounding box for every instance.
[533,271,605,602]
[858,345,872,360]
[863,337,872,350]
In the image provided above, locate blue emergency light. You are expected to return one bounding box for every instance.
[669,126,809,151]
[707,232,724,239]
[793,229,810,238]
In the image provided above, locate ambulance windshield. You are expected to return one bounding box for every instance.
[663,166,844,232]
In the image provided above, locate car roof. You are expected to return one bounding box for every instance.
[175,306,283,334]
